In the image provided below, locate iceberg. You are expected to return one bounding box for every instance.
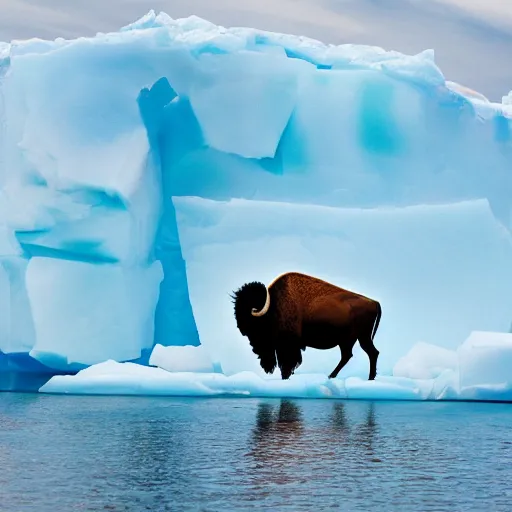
[1,11,512,399]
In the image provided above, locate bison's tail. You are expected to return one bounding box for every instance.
[370,301,382,342]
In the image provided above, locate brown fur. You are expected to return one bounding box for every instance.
[232,272,381,380]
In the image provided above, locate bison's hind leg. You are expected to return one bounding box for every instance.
[359,336,379,380]
[356,303,381,381]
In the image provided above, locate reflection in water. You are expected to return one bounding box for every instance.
[2,394,511,512]
[247,400,306,488]
[353,402,379,457]
[252,400,304,443]
[329,401,349,433]
[245,399,380,493]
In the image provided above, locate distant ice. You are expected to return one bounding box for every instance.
[393,342,458,380]
[458,332,512,390]
[149,344,216,374]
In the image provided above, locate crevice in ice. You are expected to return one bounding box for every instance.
[0,352,75,392]
[159,96,205,171]
[60,186,128,211]
[494,114,511,143]
[18,241,120,265]
[138,77,200,348]
[283,48,325,68]
[191,44,229,58]
[358,78,406,158]
[255,112,303,176]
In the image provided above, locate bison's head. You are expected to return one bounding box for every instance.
[231,281,276,374]
[230,281,270,336]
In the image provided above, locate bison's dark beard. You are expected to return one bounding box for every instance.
[253,347,277,375]
[276,344,303,380]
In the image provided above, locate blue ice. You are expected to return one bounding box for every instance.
[1,11,512,399]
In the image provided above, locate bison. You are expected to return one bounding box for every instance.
[231,272,381,381]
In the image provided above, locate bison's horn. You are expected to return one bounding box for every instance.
[251,287,270,317]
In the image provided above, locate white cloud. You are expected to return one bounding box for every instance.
[432,0,512,30]
[0,0,368,41]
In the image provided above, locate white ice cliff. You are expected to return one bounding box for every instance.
[1,11,512,399]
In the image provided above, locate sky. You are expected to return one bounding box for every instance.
[1,0,511,101]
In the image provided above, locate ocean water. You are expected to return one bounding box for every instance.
[0,394,511,511]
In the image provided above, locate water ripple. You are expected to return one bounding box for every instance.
[0,394,511,511]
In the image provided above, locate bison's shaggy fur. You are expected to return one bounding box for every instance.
[231,272,382,380]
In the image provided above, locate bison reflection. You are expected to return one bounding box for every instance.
[247,400,379,470]
[248,400,305,474]
[231,272,382,380]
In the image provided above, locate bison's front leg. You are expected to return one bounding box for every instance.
[276,336,303,380]
[329,343,355,379]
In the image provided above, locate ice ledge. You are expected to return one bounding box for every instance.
[38,360,446,400]
[39,331,512,402]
